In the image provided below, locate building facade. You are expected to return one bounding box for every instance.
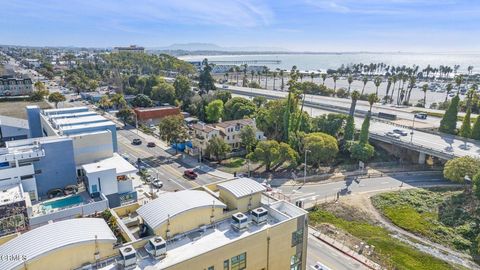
[133,106,181,125]
[0,76,33,96]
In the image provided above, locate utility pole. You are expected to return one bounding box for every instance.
[304,149,311,185]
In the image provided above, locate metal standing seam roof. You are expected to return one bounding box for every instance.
[137,190,226,230]
[0,218,116,270]
[217,178,266,199]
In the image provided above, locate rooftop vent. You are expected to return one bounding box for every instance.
[118,245,137,269]
[231,212,248,231]
[145,237,167,259]
[252,207,268,224]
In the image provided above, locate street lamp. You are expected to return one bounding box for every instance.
[304,149,311,185]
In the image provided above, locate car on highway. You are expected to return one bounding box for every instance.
[183,169,198,180]
[310,261,332,270]
[414,112,428,119]
[393,129,408,136]
[132,138,142,145]
[222,85,229,89]
[152,179,163,188]
[147,142,156,147]
[385,131,400,139]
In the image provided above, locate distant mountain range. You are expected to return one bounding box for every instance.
[151,43,288,52]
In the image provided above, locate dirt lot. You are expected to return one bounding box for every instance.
[0,100,51,119]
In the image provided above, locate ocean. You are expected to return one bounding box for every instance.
[179,53,480,74]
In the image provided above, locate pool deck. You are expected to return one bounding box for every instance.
[31,191,100,217]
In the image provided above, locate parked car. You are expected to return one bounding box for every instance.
[222,85,229,89]
[385,131,400,139]
[47,188,63,199]
[184,169,198,180]
[63,185,78,195]
[311,261,332,270]
[414,112,428,119]
[393,129,408,136]
[152,179,163,188]
[132,138,142,145]
[147,142,156,147]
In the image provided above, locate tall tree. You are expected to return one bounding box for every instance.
[332,74,339,92]
[239,125,258,154]
[321,73,327,86]
[303,132,339,167]
[471,116,480,140]
[445,83,453,102]
[460,107,472,138]
[198,58,216,92]
[173,75,193,109]
[247,140,280,172]
[158,115,189,154]
[422,83,428,108]
[48,92,66,108]
[347,75,354,94]
[361,76,369,95]
[349,90,360,116]
[206,137,231,163]
[116,107,134,126]
[439,94,460,134]
[373,76,382,96]
[205,99,224,123]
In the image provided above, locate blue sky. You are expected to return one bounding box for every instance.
[1,0,479,52]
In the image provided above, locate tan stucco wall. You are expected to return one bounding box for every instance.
[164,217,306,270]
[153,207,227,238]
[0,232,19,245]
[113,202,140,217]
[219,190,262,212]
[18,241,116,270]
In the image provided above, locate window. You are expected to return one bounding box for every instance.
[291,228,304,246]
[227,136,230,140]
[290,252,302,270]
[208,266,214,270]
[232,135,235,140]
[223,260,229,270]
[231,252,246,270]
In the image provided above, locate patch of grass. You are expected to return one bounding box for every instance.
[372,188,480,255]
[309,207,460,270]
[221,157,246,168]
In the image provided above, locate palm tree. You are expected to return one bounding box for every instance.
[349,90,360,116]
[422,84,428,108]
[390,75,397,103]
[272,71,277,90]
[257,70,262,84]
[332,74,339,92]
[361,76,368,95]
[250,70,255,82]
[384,77,392,103]
[321,73,327,85]
[279,70,285,91]
[405,76,416,104]
[367,93,379,116]
[374,76,382,96]
[455,75,464,92]
[234,65,240,85]
[445,83,453,102]
[310,72,315,83]
[263,67,270,89]
[347,75,353,94]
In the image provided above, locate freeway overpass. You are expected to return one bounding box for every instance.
[225,84,480,161]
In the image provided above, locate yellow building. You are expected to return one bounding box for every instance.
[0,218,117,270]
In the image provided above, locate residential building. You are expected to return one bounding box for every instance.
[133,106,181,125]
[0,182,31,236]
[2,136,76,201]
[0,115,29,143]
[0,178,308,270]
[0,75,33,96]
[0,218,117,270]
[81,153,138,207]
[191,118,265,153]
[113,45,145,53]
[27,106,117,166]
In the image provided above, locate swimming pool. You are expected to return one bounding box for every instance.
[42,195,83,211]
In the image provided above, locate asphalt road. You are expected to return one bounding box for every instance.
[307,230,368,270]
[116,128,222,191]
[277,173,453,206]
[228,85,480,159]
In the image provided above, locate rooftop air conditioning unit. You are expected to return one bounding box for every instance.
[118,245,137,269]
[145,237,167,259]
[251,207,268,225]
[231,212,248,231]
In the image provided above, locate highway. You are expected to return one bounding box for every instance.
[276,174,453,206]
[228,84,480,159]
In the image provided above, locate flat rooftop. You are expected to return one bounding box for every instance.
[43,106,89,116]
[134,106,177,112]
[48,111,98,120]
[0,183,24,206]
[82,153,137,175]
[59,120,115,133]
[52,115,109,127]
[100,201,306,270]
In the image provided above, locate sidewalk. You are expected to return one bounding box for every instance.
[309,227,382,270]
